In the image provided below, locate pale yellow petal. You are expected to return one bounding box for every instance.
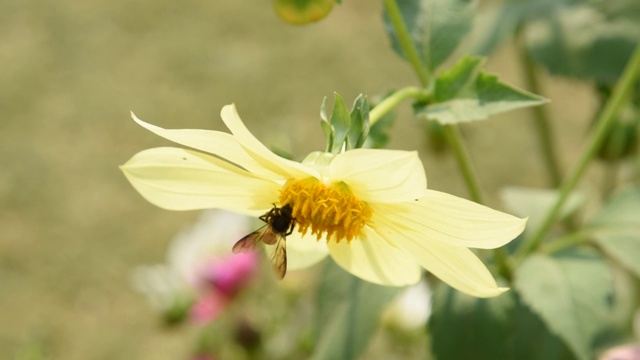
[327,226,422,286]
[329,148,426,203]
[220,104,318,179]
[130,112,277,178]
[374,214,507,297]
[121,147,278,215]
[285,231,329,270]
[373,190,526,249]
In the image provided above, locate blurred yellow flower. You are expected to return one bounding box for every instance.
[273,0,334,25]
[121,104,526,297]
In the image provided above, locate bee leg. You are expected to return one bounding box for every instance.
[285,222,295,236]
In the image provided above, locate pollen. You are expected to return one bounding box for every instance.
[279,178,372,242]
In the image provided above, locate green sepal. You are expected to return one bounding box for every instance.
[319,96,334,152]
[162,295,194,326]
[348,94,371,149]
[415,55,548,124]
[319,93,372,153]
[329,93,351,153]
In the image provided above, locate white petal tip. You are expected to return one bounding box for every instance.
[220,103,237,115]
[130,111,146,126]
[477,286,510,298]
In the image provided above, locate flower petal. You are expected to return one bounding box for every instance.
[327,226,422,286]
[374,213,507,297]
[121,147,279,215]
[285,232,329,270]
[130,112,276,178]
[329,148,426,203]
[374,190,526,249]
[220,104,318,179]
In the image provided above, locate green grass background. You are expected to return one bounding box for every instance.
[0,0,596,358]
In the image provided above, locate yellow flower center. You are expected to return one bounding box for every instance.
[279,178,372,242]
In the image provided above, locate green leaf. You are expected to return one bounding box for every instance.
[500,187,584,234]
[311,259,400,360]
[511,297,576,360]
[468,0,556,56]
[430,284,575,360]
[527,1,640,84]
[514,250,614,360]
[433,55,483,102]
[590,186,640,277]
[430,284,516,359]
[383,0,475,71]
[415,55,548,124]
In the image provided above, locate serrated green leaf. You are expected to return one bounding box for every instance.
[433,56,484,101]
[312,259,399,360]
[415,56,548,124]
[430,283,575,360]
[514,250,614,360]
[330,93,351,153]
[589,186,640,277]
[383,0,475,71]
[347,95,370,149]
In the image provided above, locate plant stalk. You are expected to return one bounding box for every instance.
[514,45,640,263]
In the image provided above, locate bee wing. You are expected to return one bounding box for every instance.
[264,235,287,279]
[232,226,269,253]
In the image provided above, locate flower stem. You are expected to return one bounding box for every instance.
[541,230,590,255]
[369,86,428,126]
[384,0,504,274]
[383,0,431,86]
[383,0,484,204]
[441,125,484,203]
[517,31,562,187]
[514,45,640,263]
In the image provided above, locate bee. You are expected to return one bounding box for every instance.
[232,204,295,279]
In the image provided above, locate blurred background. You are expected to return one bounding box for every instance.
[0,0,600,358]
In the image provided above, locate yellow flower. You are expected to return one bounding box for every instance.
[121,104,526,297]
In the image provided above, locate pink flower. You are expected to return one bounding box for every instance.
[132,210,259,325]
[190,252,258,324]
[203,252,258,296]
[190,291,229,324]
